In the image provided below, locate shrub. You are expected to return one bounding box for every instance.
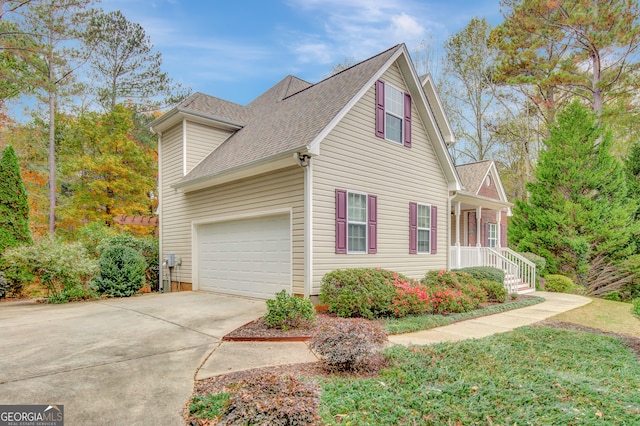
[93,245,146,297]
[309,318,388,371]
[98,234,159,288]
[453,267,505,284]
[420,270,488,313]
[1,240,98,301]
[391,280,431,317]
[632,298,640,318]
[603,291,622,302]
[320,268,408,319]
[219,374,319,425]
[478,279,507,303]
[264,290,316,329]
[77,222,119,258]
[544,274,575,293]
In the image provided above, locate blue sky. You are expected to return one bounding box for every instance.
[104,0,502,106]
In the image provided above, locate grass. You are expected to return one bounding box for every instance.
[319,326,640,425]
[382,296,545,334]
[552,297,640,338]
[189,393,229,421]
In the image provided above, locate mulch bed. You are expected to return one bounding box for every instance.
[222,312,344,341]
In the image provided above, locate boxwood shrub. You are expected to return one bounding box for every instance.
[544,274,575,293]
[478,279,507,303]
[264,290,316,329]
[453,266,505,284]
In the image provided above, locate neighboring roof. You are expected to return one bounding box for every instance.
[456,160,493,195]
[152,43,462,192]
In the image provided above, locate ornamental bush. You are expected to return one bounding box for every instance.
[453,266,505,284]
[97,233,159,288]
[544,274,575,293]
[0,239,98,301]
[310,318,388,372]
[478,279,507,303]
[93,245,146,297]
[219,374,319,425]
[264,290,316,329]
[632,298,640,318]
[320,268,409,319]
[421,270,488,313]
[0,146,32,255]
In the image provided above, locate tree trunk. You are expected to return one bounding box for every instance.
[48,65,56,238]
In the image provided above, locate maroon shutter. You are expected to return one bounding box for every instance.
[375,80,385,138]
[431,205,437,254]
[335,189,347,254]
[368,195,377,254]
[409,202,417,254]
[404,93,412,147]
[501,223,507,247]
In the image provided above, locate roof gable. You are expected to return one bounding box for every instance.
[154,44,462,192]
[456,160,509,203]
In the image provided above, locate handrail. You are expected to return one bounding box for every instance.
[449,246,537,294]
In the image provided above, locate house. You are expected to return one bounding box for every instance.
[150,43,534,299]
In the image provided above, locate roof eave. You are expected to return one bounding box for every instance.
[150,108,244,134]
[173,148,306,193]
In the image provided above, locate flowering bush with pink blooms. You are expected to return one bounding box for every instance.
[420,270,488,313]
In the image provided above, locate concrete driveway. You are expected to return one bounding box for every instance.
[0,292,265,425]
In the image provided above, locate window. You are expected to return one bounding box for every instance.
[375,80,412,147]
[410,202,437,255]
[417,204,431,253]
[385,85,404,144]
[347,192,367,253]
[335,189,377,254]
[488,223,497,248]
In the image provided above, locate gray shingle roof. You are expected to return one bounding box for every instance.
[456,160,492,194]
[178,92,251,125]
[177,44,402,184]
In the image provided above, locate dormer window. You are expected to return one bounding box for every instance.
[375,80,412,147]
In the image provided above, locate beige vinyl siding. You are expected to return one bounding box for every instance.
[185,121,232,174]
[312,61,449,293]
[160,123,305,293]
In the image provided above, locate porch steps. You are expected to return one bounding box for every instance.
[504,273,536,295]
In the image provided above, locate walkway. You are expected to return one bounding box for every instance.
[198,291,591,379]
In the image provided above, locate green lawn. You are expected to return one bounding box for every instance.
[319,326,640,425]
[552,297,640,337]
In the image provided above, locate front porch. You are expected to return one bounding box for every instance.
[450,193,536,295]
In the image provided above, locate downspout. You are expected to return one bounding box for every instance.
[152,127,163,292]
[295,152,313,298]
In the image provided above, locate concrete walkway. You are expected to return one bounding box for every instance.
[389,291,591,345]
[198,291,591,379]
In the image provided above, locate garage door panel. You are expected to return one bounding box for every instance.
[197,214,291,299]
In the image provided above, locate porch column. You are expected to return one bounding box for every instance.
[476,206,482,266]
[496,209,502,248]
[455,201,461,268]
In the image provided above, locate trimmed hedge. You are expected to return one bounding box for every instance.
[478,279,507,303]
[453,267,505,284]
[264,290,316,329]
[544,274,575,293]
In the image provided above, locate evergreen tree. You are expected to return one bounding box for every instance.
[624,141,640,220]
[0,145,32,254]
[510,101,638,291]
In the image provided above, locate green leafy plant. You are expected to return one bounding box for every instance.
[453,266,505,284]
[632,298,640,318]
[0,145,32,255]
[93,245,146,297]
[420,270,488,313]
[604,291,622,302]
[218,374,319,425]
[0,271,8,298]
[97,233,159,288]
[1,239,98,301]
[310,318,388,372]
[264,290,316,329]
[519,252,547,276]
[189,393,230,422]
[478,279,508,303]
[544,274,575,293]
[320,268,408,319]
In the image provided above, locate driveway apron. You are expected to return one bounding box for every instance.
[0,292,264,425]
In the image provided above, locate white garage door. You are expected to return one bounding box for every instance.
[197,214,291,299]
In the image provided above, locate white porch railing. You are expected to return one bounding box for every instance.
[449,246,536,294]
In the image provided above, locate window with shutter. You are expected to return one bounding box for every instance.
[336,190,377,254]
[375,80,411,146]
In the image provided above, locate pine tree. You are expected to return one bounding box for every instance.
[0,145,32,254]
[510,101,638,290]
